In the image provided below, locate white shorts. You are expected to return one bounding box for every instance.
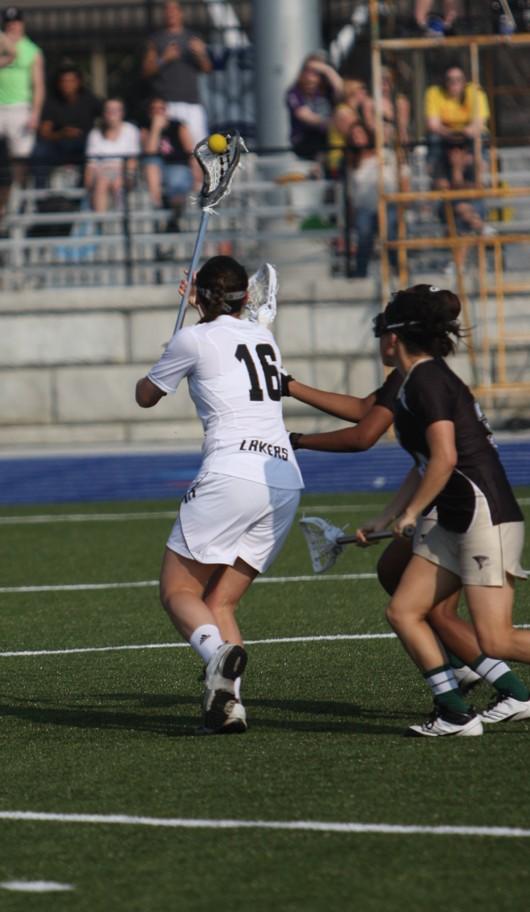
[165,102,208,147]
[167,471,300,572]
[413,500,527,587]
[0,103,35,157]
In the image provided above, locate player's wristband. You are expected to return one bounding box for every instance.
[280,373,294,397]
[289,431,302,450]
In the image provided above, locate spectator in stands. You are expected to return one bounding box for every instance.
[32,61,102,189]
[0,7,44,217]
[142,0,212,147]
[141,96,201,231]
[349,122,402,278]
[84,98,140,213]
[362,66,411,148]
[327,78,367,177]
[425,66,489,156]
[285,52,344,165]
[414,0,459,35]
[425,65,491,234]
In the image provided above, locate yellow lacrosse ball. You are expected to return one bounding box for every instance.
[207,133,228,154]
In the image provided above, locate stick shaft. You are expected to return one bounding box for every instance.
[337,526,415,545]
[337,532,393,545]
[174,209,211,333]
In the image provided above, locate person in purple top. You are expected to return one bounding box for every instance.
[285,53,344,163]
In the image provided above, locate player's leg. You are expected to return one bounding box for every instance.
[160,546,248,734]
[386,555,482,736]
[205,557,258,645]
[378,531,527,701]
[465,578,530,723]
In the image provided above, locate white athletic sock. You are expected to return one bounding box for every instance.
[234,677,241,701]
[473,656,511,684]
[189,624,224,663]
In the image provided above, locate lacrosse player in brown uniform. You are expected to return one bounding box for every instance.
[285,285,530,734]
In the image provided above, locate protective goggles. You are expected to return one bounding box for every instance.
[372,313,420,337]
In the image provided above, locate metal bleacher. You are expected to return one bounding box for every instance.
[0,154,344,290]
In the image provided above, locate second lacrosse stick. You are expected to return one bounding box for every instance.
[299,515,415,574]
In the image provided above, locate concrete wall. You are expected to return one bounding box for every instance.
[0,276,528,450]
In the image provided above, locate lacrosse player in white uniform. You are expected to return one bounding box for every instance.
[136,256,303,734]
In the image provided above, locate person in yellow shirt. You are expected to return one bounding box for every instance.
[425,65,491,235]
[425,66,489,142]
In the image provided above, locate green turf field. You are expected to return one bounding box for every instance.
[1,490,530,911]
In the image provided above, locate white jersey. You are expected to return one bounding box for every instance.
[148,315,304,490]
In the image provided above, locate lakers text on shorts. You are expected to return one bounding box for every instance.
[167,472,300,572]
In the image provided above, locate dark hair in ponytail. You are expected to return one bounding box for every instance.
[196,256,248,323]
[382,284,463,357]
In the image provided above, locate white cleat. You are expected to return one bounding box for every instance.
[202,643,247,734]
[480,693,530,724]
[407,707,483,738]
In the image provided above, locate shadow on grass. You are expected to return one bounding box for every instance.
[0,692,414,737]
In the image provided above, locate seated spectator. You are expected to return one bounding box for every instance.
[425,65,488,173]
[327,78,367,177]
[285,53,344,165]
[425,65,490,233]
[32,61,102,188]
[140,96,200,231]
[349,122,403,278]
[361,67,411,148]
[84,98,140,212]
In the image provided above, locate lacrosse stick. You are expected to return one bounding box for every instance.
[173,131,245,333]
[299,515,415,574]
[245,262,278,327]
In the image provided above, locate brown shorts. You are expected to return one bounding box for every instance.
[413,500,527,587]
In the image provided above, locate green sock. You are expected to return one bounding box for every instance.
[424,665,471,714]
[470,655,530,701]
[447,651,466,669]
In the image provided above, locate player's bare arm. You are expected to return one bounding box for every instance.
[289,379,376,422]
[135,377,167,408]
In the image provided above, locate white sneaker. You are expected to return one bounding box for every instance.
[453,665,482,693]
[407,707,483,738]
[480,693,530,724]
[202,643,247,734]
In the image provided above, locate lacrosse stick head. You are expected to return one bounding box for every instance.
[195,131,244,209]
[245,262,278,326]
[299,515,347,574]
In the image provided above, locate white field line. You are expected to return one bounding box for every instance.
[0,504,381,525]
[0,632,396,659]
[3,628,530,660]
[0,810,530,839]
[1,498,529,526]
[0,573,377,594]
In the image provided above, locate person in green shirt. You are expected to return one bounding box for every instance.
[0,7,45,217]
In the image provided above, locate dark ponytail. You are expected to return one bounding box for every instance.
[382,284,463,357]
[196,256,248,323]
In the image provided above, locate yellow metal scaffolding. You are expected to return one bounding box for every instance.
[368,1,530,405]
